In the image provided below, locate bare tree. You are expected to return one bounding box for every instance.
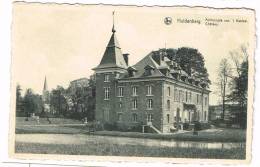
[228,44,248,113]
[217,58,232,120]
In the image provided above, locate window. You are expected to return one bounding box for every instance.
[132,99,137,109]
[196,94,199,104]
[189,92,192,103]
[197,110,200,120]
[104,87,110,100]
[147,114,153,122]
[132,86,137,96]
[132,113,138,122]
[179,90,182,102]
[167,87,171,96]
[117,113,122,122]
[167,114,170,123]
[186,91,188,102]
[205,97,208,106]
[174,89,178,101]
[147,99,153,109]
[103,108,109,121]
[167,100,170,110]
[104,74,109,82]
[147,85,152,95]
[118,87,124,97]
[204,111,207,121]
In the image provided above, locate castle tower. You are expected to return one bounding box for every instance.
[93,12,128,124]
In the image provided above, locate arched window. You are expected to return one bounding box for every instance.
[167,114,170,123]
[167,100,170,110]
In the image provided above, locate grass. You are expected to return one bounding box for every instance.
[16,117,83,125]
[16,125,246,142]
[16,125,89,134]
[15,142,246,159]
[16,117,246,142]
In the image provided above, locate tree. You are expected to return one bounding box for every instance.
[85,75,96,121]
[164,47,211,86]
[66,76,96,121]
[16,84,24,115]
[23,89,43,116]
[50,86,68,116]
[216,58,232,120]
[227,45,248,128]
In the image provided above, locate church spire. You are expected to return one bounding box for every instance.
[43,76,48,91]
[112,11,116,33]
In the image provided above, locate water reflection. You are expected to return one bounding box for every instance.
[15,134,245,150]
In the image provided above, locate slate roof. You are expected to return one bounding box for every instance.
[120,52,164,79]
[93,31,128,70]
[120,50,207,89]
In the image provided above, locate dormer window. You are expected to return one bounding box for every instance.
[144,65,155,76]
[159,67,170,76]
[127,66,137,77]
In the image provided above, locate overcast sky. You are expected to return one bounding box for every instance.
[12,2,255,105]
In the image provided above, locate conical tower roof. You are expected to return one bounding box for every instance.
[94,13,128,70]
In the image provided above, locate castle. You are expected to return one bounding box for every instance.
[93,15,210,133]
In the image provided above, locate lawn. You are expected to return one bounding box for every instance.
[15,142,245,159]
[16,125,246,143]
[16,125,89,134]
[15,117,246,142]
[16,117,83,125]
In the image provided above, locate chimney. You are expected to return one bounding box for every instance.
[123,53,129,66]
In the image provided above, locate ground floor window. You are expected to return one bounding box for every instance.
[147,114,153,122]
[103,108,109,121]
[117,113,122,122]
[204,111,207,121]
[167,114,170,123]
[132,113,137,122]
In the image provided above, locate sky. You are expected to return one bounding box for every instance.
[12,2,255,105]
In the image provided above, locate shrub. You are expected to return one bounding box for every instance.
[183,123,189,130]
[194,122,201,131]
[103,123,118,131]
[69,112,85,120]
[200,123,211,130]
[129,125,142,132]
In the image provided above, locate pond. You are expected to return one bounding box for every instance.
[15,134,245,150]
